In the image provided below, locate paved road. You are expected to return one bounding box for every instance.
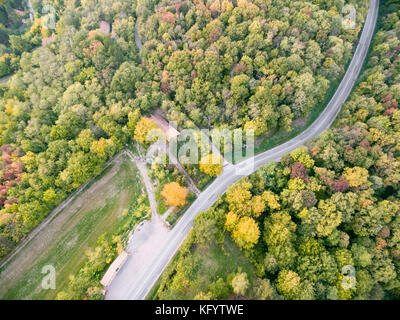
[105,0,379,300]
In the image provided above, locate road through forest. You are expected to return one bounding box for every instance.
[105,0,380,300]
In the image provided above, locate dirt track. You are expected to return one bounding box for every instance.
[0,154,125,298]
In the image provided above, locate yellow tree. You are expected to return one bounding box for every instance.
[232,216,260,249]
[225,211,239,232]
[194,292,212,300]
[161,182,188,207]
[276,269,301,300]
[290,146,315,169]
[199,154,223,177]
[134,117,160,144]
[262,191,281,210]
[251,195,266,218]
[222,0,234,12]
[226,179,266,218]
[127,109,141,135]
[43,189,60,205]
[244,118,268,136]
[287,177,306,191]
[343,167,370,188]
[20,151,37,172]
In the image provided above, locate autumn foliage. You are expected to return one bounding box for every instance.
[161,182,188,207]
[0,144,22,209]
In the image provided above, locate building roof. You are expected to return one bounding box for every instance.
[100,250,129,287]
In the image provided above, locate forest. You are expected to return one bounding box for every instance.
[0,0,370,262]
[138,0,369,132]
[152,2,400,300]
[2,0,400,302]
[0,0,142,258]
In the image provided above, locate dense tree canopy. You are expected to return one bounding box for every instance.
[152,3,400,300]
[0,0,142,258]
[137,0,368,134]
[0,0,370,260]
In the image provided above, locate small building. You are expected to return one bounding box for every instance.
[100,250,130,293]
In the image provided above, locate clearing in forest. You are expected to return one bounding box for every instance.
[0,154,145,299]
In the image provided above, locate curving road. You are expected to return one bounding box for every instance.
[0,0,35,85]
[105,0,379,300]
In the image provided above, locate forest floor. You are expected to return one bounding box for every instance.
[0,154,143,299]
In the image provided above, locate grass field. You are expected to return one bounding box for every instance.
[231,4,371,163]
[0,155,145,300]
[149,236,256,300]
